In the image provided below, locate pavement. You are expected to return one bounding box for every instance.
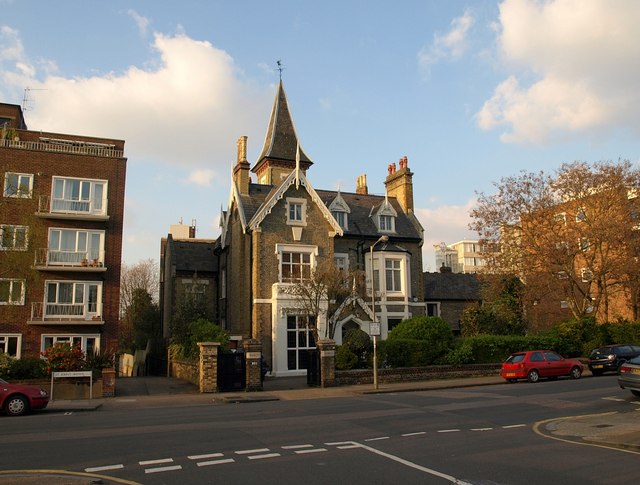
[5,373,639,484]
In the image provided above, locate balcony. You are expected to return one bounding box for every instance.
[29,302,104,325]
[36,195,109,221]
[34,248,106,272]
[0,137,124,158]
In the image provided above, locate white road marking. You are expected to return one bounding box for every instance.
[295,448,327,454]
[247,453,281,460]
[85,464,124,472]
[189,452,224,460]
[139,458,174,465]
[197,458,235,467]
[437,429,461,433]
[337,444,360,449]
[365,436,390,441]
[235,448,270,455]
[471,428,493,431]
[282,444,314,449]
[402,431,426,437]
[144,465,182,474]
[502,424,526,429]
[603,397,626,402]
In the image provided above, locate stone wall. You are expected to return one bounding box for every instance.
[335,364,501,386]
[169,359,199,386]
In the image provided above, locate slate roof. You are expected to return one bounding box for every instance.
[424,272,482,301]
[252,81,312,173]
[316,189,422,241]
[172,239,217,273]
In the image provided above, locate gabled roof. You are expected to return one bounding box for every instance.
[252,81,313,174]
[247,169,342,234]
[424,272,482,301]
[316,189,422,240]
[171,238,217,273]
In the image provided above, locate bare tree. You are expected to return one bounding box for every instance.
[283,258,364,342]
[471,161,640,325]
[120,259,160,317]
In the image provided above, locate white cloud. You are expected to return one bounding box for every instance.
[478,0,640,143]
[418,9,474,74]
[0,30,273,170]
[185,169,216,187]
[127,10,150,36]
[415,199,478,271]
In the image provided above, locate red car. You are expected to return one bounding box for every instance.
[0,377,49,416]
[501,350,583,383]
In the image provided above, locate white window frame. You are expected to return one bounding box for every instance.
[0,279,25,305]
[3,172,33,198]
[182,278,208,295]
[286,197,307,226]
[41,334,100,354]
[286,314,316,371]
[0,334,22,358]
[579,237,590,252]
[51,176,107,215]
[334,253,349,272]
[378,214,395,232]
[48,228,104,265]
[332,210,348,230]
[276,243,317,284]
[554,212,567,225]
[366,252,409,297]
[575,207,587,223]
[44,280,102,319]
[426,302,440,317]
[0,224,28,251]
[581,268,593,282]
[385,258,403,293]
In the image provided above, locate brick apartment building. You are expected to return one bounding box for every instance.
[0,103,127,359]
[216,82,426,376]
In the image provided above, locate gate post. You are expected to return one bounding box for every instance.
[243,339,263,392]
[317,339,336,388]
[198,342,220,393]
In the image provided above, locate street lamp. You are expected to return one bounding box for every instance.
[370,234,388,390]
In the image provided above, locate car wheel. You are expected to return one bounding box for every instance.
[570,366,582,379]
[4,395,29,416]
[527,369,540,383]
[631,390,640,397]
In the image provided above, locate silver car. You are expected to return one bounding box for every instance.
[618,356,640,397]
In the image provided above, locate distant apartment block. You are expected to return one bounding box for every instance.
[434,240,486,274]
[0,103,127,359]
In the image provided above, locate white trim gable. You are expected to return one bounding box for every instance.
[328,191,351,214]
[248,169,343,235]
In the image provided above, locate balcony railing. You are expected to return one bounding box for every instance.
[37,195,109,219]
[34,248,105,270]
[0,138,123,157]
[30,302,103,323]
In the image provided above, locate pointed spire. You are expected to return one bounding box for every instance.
[252,81,313,177]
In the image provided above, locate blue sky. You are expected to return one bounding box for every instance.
[2,0,639,271]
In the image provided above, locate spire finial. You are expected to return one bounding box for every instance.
[277,60,284,81]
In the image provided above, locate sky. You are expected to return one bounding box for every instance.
[2,0,639,271]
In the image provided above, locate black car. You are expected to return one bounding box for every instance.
[588,344,640,375]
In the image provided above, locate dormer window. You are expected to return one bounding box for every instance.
[374,196,397,233]
[379,214,394,232]
[328,192,350,230]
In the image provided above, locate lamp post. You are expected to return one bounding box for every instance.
[370,235,388,390]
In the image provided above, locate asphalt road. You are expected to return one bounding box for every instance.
[1,375,638,485]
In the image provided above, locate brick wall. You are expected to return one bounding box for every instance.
[336,364,501,386]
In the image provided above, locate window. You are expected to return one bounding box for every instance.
[581,268,593,282]
[560,300,569,309]
[426,303,440,317]
[385,259,402,292]
[41,334,99,354]
[182,278,208,298]
[3,172,33,198]
[0,335,21,357]
[579,237,590,251]
[0,279,25,305]
[379,214,394,232]
[281,251,312,283]
[45,281,101,318]
[554,212,567,225]
[286,315,315,371]
[48,228,104,265]
[575,207,587,223]
[334,254,348,272]
[0,225,28,250]
[332,210,347,230]
[388,318,403,332]
[286,198,306,225]
[51,177,106,215]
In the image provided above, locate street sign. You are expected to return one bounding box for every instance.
[369,322,381,336]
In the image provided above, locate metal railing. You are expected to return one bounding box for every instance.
[34,248,105,268]
[38,195,108,217]
[31,302,101,322]
[0,138,124,157]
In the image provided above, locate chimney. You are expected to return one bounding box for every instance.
[384,156,414,212]
[356,174,368,195]
[233,135,251,194]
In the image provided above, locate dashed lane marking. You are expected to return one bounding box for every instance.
[281,444,314,450]
[85,464,124,472]
[365,436,390,442]
[197,458,235,467]
[188,452,224,460]
[402,432,426,437]
[235,448,270,455]
[502,424,526,429]
[471,428,494,431]
[139,458,174,466]
[437,429,461,433]
[247,453,281,460]
[144,465,182,474]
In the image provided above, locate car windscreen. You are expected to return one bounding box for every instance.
[628,356,640,365]
[506,354,525,363]
[590,348,610,357]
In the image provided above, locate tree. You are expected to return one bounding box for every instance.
[471,161,640,325]
[120,258,159,317]
[283,258,364,343]
[120,288,160,353]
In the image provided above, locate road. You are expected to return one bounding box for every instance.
[1,375,638,484]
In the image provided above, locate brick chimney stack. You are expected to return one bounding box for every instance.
[233,135,251,195]
[384,156,414,212]
[356,174,368,195]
